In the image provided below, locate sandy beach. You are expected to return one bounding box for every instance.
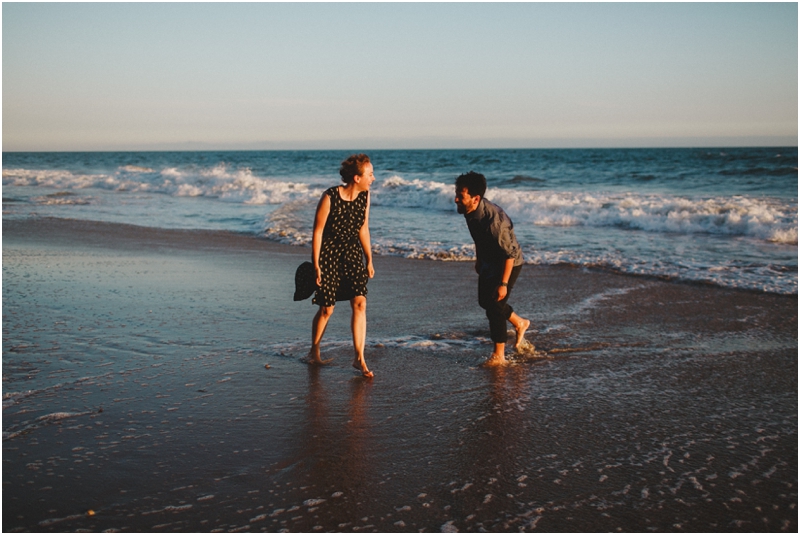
[3,217,797,532]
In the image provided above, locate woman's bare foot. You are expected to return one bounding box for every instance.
[352,358,374,378]
[515,318,531,351]
[483,353,507,366]
[303,347,332,365]
[303,356,333,365]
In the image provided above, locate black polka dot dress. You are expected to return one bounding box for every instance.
[313,187,370,307]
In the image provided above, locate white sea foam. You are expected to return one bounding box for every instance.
[264,177,797,245]
[32,194,92,206]
[374,176,455,211]
[36,411,91,423]
[3,410,93,440]
[38,514,85,527]
[119,165,155,173]
[265,335,487,357]
[3,373,115,410]
[3,166,319,206]
[257,178,797,293]
[487,187,798,244]
[566,286,649,316]
[3,157,796,295]
[3,390,39,408]
[4,168,794,243]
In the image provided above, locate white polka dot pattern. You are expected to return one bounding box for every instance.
[312,187,370,307]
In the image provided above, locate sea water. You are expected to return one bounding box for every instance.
[3,148,797,294]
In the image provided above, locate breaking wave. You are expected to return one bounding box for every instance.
[5,168,794,244]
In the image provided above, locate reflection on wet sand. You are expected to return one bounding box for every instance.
[439,364,544,531]
[3,218,795,532]
[299,365,376,529]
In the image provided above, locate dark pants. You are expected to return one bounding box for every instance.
[478,263,522,344]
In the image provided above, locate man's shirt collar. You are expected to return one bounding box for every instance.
[464,198,486,220]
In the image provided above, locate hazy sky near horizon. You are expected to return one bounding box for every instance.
[3,2,798,151]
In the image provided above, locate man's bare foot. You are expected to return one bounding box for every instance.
[483,353,507,366]
[352,358,374,378]
[515,318,531,351]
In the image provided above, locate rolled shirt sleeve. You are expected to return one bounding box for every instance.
[494,214,521,261]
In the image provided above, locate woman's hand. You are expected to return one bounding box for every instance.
[315,265,322,287]
[367,260,375,279]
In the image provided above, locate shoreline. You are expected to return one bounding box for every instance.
[3,216,797,532]
[5,216,797,298]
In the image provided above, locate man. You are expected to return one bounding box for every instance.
[455,171,531,365]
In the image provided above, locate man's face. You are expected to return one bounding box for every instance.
[455,187,480,214]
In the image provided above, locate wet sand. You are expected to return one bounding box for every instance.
[3,217,797,532]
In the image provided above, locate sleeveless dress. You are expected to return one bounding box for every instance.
[313,186,370,307]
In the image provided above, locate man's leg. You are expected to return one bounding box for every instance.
[478,269,514,364]
[502,265,531,350]
[479,265,527,364]
[508,312,531,350]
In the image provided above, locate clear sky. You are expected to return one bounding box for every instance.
[3,2,797,151]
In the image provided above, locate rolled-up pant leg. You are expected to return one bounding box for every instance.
[478,264,522,343]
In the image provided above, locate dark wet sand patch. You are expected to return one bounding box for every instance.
[3,217,797,532]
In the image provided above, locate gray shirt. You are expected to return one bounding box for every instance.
[464,198,524,270]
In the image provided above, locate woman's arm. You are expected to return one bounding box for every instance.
[312,192,331,286]
[359,193,375,278]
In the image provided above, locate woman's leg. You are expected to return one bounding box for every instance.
[349,296,372,377]
[308,305,334,363]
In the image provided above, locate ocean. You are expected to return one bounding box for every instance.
[3,147,797,295]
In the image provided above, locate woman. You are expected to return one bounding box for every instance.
[307,153,376,377]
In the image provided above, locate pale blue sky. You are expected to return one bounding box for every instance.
[3,2,797,151]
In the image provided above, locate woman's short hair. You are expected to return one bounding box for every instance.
[339,154,371,184]
[455,171,487,198]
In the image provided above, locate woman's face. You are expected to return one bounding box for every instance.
[354,163,375,191]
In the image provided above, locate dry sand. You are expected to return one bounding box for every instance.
[3,218,797,532]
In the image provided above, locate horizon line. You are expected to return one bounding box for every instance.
[4,134,797,153]
[4,144,798,153]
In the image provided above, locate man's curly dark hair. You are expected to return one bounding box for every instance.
[455,171,487,198]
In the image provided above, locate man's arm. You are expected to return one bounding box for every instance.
[485,201,521,262]
[485,204,519,301]
[496,257,515,301]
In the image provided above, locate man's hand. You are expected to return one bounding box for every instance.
[496,284,508,301]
